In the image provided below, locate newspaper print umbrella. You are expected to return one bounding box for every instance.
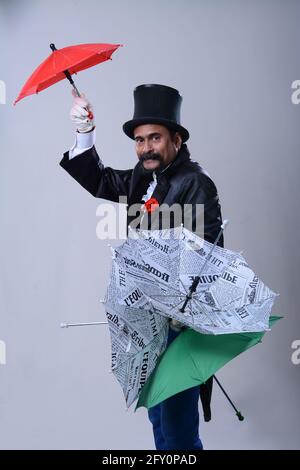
[104,242,169,407]
[122,226,278,335]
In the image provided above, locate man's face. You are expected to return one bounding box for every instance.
[134,124,181,171]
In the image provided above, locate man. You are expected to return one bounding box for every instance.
[60,84,223,450]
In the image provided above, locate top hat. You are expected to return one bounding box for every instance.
[123,84,189,142]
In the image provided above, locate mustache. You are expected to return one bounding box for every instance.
[140,152,162,163]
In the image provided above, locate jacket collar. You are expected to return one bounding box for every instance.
[158,143,191,178]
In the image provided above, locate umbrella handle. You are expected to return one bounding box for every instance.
[213,375,244,421]
[49,43,94,120]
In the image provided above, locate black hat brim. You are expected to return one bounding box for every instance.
[123,117,189,142]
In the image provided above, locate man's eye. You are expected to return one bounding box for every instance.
[153,135,160,141]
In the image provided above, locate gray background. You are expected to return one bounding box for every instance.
[0,0,299,450]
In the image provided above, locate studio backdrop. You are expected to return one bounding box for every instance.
[0,0,299,450]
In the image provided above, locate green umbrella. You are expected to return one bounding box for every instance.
[136,316,282,411]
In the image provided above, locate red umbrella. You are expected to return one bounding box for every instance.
[14,42,122,109]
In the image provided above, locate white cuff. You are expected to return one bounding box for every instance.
[69,128,96,159]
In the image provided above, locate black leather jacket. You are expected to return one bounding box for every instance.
[60,144,223,246]
[60,143,223,421]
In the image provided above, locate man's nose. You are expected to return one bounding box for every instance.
[143,139,153,153]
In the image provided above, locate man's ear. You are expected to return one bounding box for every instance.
[175,132,182,151]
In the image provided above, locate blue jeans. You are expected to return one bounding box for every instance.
[148,327,203,450]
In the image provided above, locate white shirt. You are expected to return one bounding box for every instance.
[141,172,157,202]
[69,129,97,159]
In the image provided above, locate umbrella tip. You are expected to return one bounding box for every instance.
[60,322,68,328]
[50,43,57,52]
[221,219,229,229]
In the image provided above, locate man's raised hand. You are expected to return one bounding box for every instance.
[70,89,95,133]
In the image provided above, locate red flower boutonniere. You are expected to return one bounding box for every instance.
[143,197,159,213]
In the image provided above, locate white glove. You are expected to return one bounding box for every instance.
[70,89,95,133]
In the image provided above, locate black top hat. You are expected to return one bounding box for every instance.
[123,84,189,142]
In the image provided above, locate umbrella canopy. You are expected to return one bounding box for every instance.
[104,243,169,407]
[104,225,279,407]
[137,316,282,410]
[122,226,278,335]
[14,42,121,105]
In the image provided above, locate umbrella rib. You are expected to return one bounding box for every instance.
[148,295,180,311]
[179,278,189,295]
[188,298,215,326]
